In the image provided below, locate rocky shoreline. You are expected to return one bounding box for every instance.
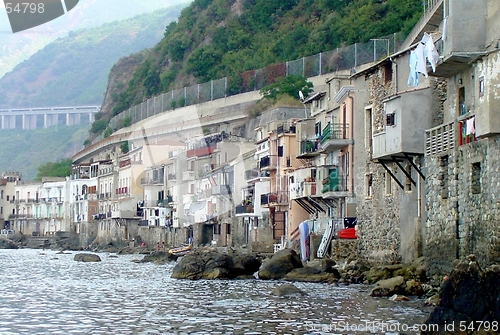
[3,237,498,334]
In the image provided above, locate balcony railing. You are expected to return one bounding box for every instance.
[235,204,254,214]
[298,139,321,157]
[425,121,455,156]
[157,196,173,207]
[182,171,195,181]
[276,122,296,134]
[320,123,353,152]
[245,169,269,182]
[259,155,277,170]
[290,181,317,199]
[212,184,232,195]
[321,175,348,194]
[261,192,288,206]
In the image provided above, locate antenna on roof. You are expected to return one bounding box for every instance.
[298,90,305,101]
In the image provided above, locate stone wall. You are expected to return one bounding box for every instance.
[425,136,500,281]
[331,238,359,262]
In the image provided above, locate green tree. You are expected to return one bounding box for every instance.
[120,141,129,154]
[36,158,72,180]
[90,119,108,134]
[260,75,313,102]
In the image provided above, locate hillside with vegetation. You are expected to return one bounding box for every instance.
[0,0,190,79]
[97,0,422,131]
[0,125,89,181]
[0,5,186,108]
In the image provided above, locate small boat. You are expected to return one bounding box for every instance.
[338,227,357,239]
[168,244,192,256]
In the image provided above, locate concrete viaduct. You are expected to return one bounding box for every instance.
[0,106,100,129]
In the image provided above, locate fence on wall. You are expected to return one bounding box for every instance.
[96,32,405,144]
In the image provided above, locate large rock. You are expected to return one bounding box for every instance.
[369,276,406,297]
[136,251,178,264]
[171,248,261,280]
[284,259,340,283]
[422,256,500,334]
[270,283,305,296]
[0,237,19,249]
[258,249,303,280]
[74,253,101,262]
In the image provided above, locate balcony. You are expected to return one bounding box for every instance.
[320,123,353,152]
[140,178,163,185]
[235,204,254,215]
[157,196,173,207]
[261,192,288,207]
[290,181,317,200]
[297,139,321,158]
[259,155,276,170]
[276,122,296,135]
[167,173,177,181]
[187,145,216,158]
[321,174,351,198]
[425,121,456,156]
[138,220,149,226]
[371,90,432,160]
[212,184,231,196]
[245,169,270,183]
[431,2,486,78]
[182,171,195,181]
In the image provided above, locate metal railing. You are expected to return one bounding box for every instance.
[97,33,402,143]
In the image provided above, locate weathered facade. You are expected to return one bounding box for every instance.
[422,0,500,280]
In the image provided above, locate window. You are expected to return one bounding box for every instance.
[471,162,481,194]
[386,112,395,126]
[214,223,221,235]
[277,146,283,157]
[365,173,373,198]
[315,122,322,137]
[365,107,373,156]
[459,86,466,115]
[479,76,484,97]
[226,224,231,235]
[383,62,392,84]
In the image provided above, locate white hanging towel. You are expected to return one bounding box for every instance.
[416,43,428,77]
[421,33,440,72]
[466,117,476,135]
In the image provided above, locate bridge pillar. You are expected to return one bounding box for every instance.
[44,113,47,128]
[1,115,3,129]
[66,112,70,126]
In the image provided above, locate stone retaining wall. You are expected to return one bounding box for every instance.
[425,136,500,281]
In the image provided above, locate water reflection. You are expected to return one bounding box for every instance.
[0,249,430,334]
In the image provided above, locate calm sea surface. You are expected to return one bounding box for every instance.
[0,249,432,334]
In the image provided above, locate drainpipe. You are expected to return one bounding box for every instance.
[348,93,355,199]
[417,158,422,218]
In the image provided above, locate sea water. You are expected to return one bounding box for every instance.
[0,249,431,334]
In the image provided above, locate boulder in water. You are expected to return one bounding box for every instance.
[270,283,305,296]
[258,249,303,280]
[0,237,18,249]
[74,253,101,262]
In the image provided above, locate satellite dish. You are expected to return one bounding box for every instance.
[298,91,304,101]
